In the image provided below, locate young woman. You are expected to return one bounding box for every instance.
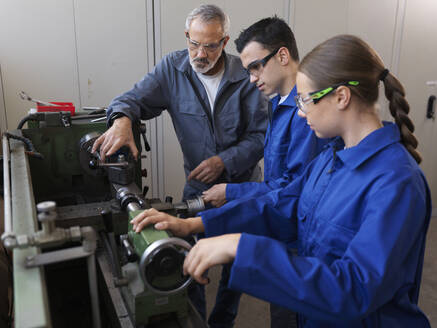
[131,35,431,327]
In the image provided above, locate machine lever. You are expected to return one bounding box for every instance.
[165,196,173,204]
[89,159,129,169]
[140,124,151,152]
[120,235,138,262]
[427,95,436,119]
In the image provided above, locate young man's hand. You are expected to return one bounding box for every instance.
[202,183,227,207]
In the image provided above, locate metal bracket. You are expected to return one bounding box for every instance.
[26,246,93,268]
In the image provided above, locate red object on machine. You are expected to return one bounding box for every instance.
[37,102,75,116]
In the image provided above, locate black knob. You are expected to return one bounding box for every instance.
[165,196,173,204]
[89,159,98,169]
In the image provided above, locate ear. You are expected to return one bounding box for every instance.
[222,36,230,49]
[277,47,290,66]
[335,86,352,110]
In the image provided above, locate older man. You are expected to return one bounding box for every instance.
[92,4,268,327]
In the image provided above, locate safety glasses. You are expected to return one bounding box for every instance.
[295,81,359,113]
[186,32,226,53]
[245,48,280,77]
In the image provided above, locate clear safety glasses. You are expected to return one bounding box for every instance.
[185,32,226,53]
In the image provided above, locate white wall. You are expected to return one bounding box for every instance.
[398,0,437,206]
[0,67,6,134]
[0,0,80,128]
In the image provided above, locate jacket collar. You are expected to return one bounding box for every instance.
[171,49,247,83]
[272,86,298,109]
[336,122,401,170]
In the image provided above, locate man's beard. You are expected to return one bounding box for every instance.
[189,50,222,74]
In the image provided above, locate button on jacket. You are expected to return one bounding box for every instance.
[226,87,327,202]
[106,50,268,197]
[200,123,431,327]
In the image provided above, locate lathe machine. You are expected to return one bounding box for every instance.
[1,110,207,328]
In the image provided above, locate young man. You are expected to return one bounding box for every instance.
[201,17,327,328]
[203,17,325,215]
[92,5,268,328]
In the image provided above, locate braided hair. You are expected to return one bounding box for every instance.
[298,35,421,163]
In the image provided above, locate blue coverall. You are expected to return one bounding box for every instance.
[200,122,431,327]
[226,87,327,202]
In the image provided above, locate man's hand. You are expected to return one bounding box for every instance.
[130,208,192,237]
[202,183,227,207]
[187,155,225,184]
[91,116,138,161]
[183,234,241,285]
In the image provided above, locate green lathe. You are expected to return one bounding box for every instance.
[1,111,206,328]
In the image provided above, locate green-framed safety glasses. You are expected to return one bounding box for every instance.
[295,81,360,113]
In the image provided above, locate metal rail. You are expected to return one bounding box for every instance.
[1,134,13,247]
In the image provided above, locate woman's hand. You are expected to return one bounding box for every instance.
[202,183,227,207]
[183,234,241,284]
[130,208,191,237]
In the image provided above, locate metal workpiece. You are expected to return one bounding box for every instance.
[115,183,145,211]
[174,196,205,217]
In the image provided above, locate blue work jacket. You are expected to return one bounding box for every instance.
[200,123,431,327]
[106,50,268,197]
[226,87,327,201]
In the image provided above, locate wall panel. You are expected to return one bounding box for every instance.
[0,0,80,129]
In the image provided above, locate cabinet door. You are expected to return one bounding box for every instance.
[74,0,149,107]
[73,0,153,194]
[157,0,289,201]
[0,0,80,129]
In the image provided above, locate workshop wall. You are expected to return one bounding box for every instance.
[0,0,436,207]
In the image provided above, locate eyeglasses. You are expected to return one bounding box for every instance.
[245,48,280,77]
[185,32,226,53]
[295,81,360,113]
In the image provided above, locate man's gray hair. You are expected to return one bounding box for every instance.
[185,4,230,36]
